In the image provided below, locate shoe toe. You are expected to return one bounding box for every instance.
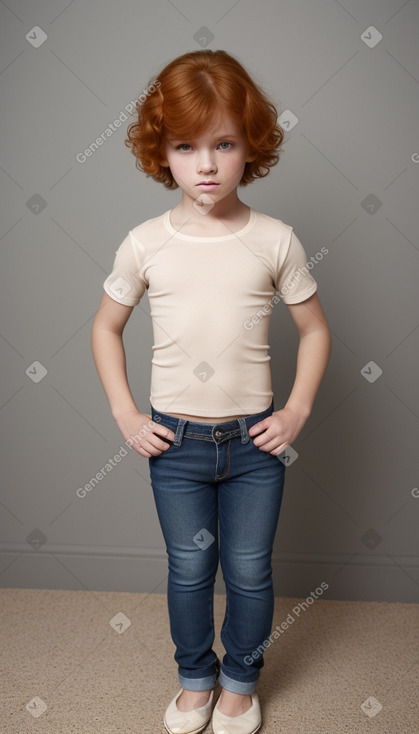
[211,693,261,734]
[164,688,215,734]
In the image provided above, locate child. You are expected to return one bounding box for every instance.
[91,49,331,734]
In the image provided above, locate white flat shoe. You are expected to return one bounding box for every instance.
[164,688,216,734]
[212,693,262,734]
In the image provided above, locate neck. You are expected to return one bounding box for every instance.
[173,190,248,226]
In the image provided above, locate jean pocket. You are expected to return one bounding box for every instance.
[152,439,179,458]
[249,437,280,460]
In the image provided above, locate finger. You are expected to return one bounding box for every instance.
[146,436,173,454]
[158,436,174,450]
[130,443,151,458]
[258,437,285,453]
[142,441,167,458]
[252,430,275,448]
[136,429,174,454]
[154,425,176,442]
[272,442,291,457]
[131,434,170,457]
[248,419,269,437]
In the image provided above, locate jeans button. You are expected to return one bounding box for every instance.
[214,430,223,438]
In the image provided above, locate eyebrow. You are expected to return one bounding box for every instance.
[168,133,240,141]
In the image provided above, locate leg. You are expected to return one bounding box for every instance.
[149,443,220,692]
[218,438,286,695]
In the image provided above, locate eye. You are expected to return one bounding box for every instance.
[218,141,232,150]
[175,144,192,151]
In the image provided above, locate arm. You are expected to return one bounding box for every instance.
[248,292,332,455]
[91,292,138,418]
[90,291,175,457]
[283,291,332,418]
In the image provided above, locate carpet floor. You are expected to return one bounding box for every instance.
[1,588,418,733]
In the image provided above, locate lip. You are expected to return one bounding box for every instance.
[197,182,220,189]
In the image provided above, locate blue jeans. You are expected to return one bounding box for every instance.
[148,399,286,695]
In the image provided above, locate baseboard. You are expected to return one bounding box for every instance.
[0,544,418,603]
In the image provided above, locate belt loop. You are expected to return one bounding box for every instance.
[238,417,250,444]
[173,418,187,446]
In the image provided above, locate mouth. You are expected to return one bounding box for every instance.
[197,182,219,188]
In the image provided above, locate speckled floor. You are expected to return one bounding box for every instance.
[1,588,418,733]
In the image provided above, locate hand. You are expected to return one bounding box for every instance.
[114,409,176,458]
[248,407,308,456]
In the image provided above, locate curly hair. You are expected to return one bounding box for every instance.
[125,50,284,189]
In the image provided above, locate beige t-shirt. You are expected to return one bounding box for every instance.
[103,208,318,418]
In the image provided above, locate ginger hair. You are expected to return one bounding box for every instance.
[125,49,284,189]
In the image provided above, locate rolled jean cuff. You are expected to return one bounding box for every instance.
[218,671,259,695]
[178,672,219,691]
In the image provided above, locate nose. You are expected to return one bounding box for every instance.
[197,149,217,174]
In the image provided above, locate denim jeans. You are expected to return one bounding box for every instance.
[148,399,286,695]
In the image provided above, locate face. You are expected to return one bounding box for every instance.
[160,113,255,206]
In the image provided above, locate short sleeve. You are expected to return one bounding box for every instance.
[275,229,318,304]
[103,231,147,307]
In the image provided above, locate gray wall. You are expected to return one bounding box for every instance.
[1,0,418,603]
